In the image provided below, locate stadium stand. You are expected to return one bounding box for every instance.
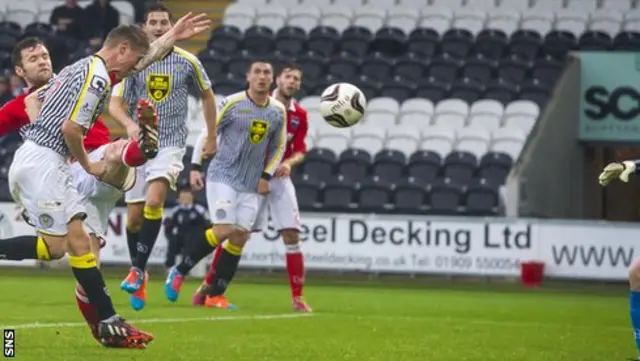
[0,0,637,215]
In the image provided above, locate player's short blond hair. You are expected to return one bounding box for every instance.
[104,25,150,54]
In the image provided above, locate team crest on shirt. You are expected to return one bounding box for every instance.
[146,73,171,102]
[290,116,300,129]
[249,119,269,144]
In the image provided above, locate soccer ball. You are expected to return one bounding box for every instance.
[319,83,367,128]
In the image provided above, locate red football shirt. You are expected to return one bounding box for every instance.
[284,99,309,160]
[0,84,113,152]
[270,91,308,160]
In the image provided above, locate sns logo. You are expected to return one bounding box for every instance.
[3,329,15,358]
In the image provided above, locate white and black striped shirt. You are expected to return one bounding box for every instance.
[23,55,111,156]
[112,47,211,148]
[206,91,287,192]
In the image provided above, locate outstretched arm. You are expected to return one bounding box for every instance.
[120,12,212,79]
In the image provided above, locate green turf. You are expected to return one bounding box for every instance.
[0,269,633,361]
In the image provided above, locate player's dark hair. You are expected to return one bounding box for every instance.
[276,63,303,77]
[143,2,173,22]
[12,37,45,67]
[247,59,273,73]
[104,24,150,53]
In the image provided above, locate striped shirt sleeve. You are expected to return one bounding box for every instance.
[263,107,287,176]
[68,58,109,128]
[180,50,212,92]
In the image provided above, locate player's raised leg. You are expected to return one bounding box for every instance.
[165,181,237,305]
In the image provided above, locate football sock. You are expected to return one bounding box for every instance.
[126,223,141,263]
[176,228,219,275]
[207,242,242,297]
[75,284,100,336]
[285,243,305,299]
[0,236,51,261]
[122,140,146,166]
[132,205,163,270]
[204,242,224,285]
[69,253,116,320]
[631,291,640,355]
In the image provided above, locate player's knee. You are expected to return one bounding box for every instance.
[66,218,92,255]
[629,258,640,289]
[146,179,168,208]
[281,229,300,245]
[212,224,234,245]
[127,204,144,229]
[228,228,249,248]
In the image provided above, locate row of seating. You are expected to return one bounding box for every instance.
[0,0,135,28]
[223,2,640,35]
[294,174,502,215]
[232,0,636,11]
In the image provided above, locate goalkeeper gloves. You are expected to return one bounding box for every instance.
[598,160,637,186]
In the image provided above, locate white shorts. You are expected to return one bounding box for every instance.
[71,145,124,236]
[125,147,185,203]
[8,141,86,236]
[206,182,265,231]
[252,177,301,232]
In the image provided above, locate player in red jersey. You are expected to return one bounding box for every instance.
[0,37,159,344]
[190,64,311,311]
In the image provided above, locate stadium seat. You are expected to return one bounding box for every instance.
[407,150,441,182]
[293,174,322,210]
[478,151,513,184]
[243,25,275,55]
[357,176,392,212]
[275,26,308,56]
[321,174,356,212]
[393,177,427,213]
[427,178,463,215]
[287,6,320,33]
[303,148,337,179]
[337,148,371,180]
[371,149,406,182]
[443,150,478,184]
[464,178,499,215]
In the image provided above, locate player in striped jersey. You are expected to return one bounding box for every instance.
[0,37,159,343]
[163,60,287,309]
[3,14,212,348]
[110,4,218,311]
[190,64,312,311]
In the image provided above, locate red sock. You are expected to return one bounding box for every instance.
[204,244,223,285]
[75,284,100,339]
[285,244,305,299]
[121,140,146,167]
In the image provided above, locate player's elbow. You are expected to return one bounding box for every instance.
[61,119,80,138]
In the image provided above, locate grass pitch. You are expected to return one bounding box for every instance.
[0,268,632,361]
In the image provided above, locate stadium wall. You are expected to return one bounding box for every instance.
[0,203,635,282]
[505,53,584,219]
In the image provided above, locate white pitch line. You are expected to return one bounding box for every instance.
[1,313,314,330]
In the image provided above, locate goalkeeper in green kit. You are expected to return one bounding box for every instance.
[598,160,640,361]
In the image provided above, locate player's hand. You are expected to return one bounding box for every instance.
[598,161,636,186]
[202,136,216,159]
[257,178,270,195]
[190,170,204,191]
[171,12,212,41]
[274,163,291,178]
[87,161,107,180]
